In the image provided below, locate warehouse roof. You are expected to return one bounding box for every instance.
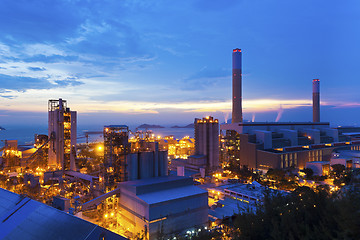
[137,185,207,205]
[0,188,127,240]
[65,170,99,182]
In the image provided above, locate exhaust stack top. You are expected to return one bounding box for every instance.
[313,79,320,122]
[232,48,242,123]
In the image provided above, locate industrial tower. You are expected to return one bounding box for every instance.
[103,125,130,185]
[48,98,77,171]
[194,116,220,172]
[232,48,243,123]
[313,79,320,122]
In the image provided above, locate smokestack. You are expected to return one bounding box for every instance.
[313,79,320,122]
[232,48,242,123]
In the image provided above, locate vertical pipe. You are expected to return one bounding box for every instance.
[313,79,320,122]
[232,48,242,123]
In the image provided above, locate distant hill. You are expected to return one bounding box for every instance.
[137,124,165,129]
[171,123,194,128]
[0,126,5,130]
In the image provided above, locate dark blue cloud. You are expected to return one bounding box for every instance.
[54,79,84,87]
[22,55,80,63]
[28,67,46,71]
[182,67,230,90]
[0,95,15,99]
[186,67,229,80]
[0,0,83,43]
[0,74,53,91]
[0,74,84,91]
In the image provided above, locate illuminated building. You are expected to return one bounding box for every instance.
[0,188,127,239]
[171,117,219,173]
[118,176,208,240]
[0,140,21,171]
[222,49,360,172]
[190,116,220,172]
[34,134,48,148]
[48,98,77,171]
[157,136,194,159]
[305,161,330,176]
[222,122,360,171]
[103,125,168,186]
[103,125,131,185]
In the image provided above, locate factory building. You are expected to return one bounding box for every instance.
[117,176,208,240]
[126,143,168,181]
[222,120,360,172]
[221,49,360,172]
[174,116,220,174]
[103,125,168,186]
[0,188,127,240]
[0,140,46,171]
[103,125,131,185]
[48,98,77,171]
[0,140,22,171]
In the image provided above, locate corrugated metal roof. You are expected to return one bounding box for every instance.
[137,185,207,205]
[0,188,127,240]
[119,176,188,187]
[65,170,99,182]
[209,198,256,220]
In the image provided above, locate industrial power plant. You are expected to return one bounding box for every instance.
[221,49,360,173]
[0,48,360,240]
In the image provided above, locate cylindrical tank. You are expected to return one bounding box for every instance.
[126,153,138,181]
[158,151,168,176]
[139,152,153,179]
[154,142,159,177]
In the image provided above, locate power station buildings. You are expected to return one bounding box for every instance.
[171,116,220,174]
[221,49,360,172]
[193,116,220,172]
[103,125,131,184]
[103,125,168,186]
[118,176,208,240]
[48,98,77,171]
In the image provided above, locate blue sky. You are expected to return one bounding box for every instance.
[0,0,359,127]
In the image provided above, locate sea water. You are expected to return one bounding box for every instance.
[0,124,194,147]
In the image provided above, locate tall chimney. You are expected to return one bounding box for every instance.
[312,79,320,122]
[232,48,242,123]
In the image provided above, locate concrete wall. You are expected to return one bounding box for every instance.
[118,177,208,240]
[149,193,208,239]
[256,150,281,170]
[239,134,257,169]
[280,129,298,146]
[254,130,272,149]
[303,129,320,144]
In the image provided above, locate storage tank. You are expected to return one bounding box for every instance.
[126,153,138,181]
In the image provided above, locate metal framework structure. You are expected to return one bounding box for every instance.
[103,125,130,186]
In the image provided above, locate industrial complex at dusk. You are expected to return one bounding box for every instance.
[1,1,360,240]
[1,47,360,239]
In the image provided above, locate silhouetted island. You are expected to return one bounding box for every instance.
[171,123,194,128]
[137,124,165,129]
